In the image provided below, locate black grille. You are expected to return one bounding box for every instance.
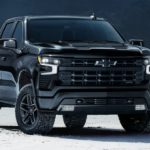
[78,98,134,105]
[59,57,145,86]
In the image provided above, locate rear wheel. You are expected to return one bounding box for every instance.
[63,114,87,129]
[15,84,56,135]
[119,114,150,133]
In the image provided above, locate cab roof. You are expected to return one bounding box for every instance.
[6,15,105,22]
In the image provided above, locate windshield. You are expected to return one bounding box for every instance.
[27,19,124,44]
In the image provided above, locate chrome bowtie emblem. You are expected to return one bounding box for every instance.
[95,59,117,67]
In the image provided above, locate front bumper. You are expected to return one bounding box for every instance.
[57,105,146,115]
[36,56,150,114]
[36,86,150,114]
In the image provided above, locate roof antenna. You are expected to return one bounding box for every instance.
[90,13,97,20]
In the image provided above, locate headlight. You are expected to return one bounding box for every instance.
[144,59,149,65]
[38,56,60,75]
[38,56,61,65]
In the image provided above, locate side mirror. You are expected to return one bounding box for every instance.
[3,39,17,49]
[129,39,144,47]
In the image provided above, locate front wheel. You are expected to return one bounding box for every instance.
[119,114,150,133]
[63,114,87,129]
[15,84,56,135]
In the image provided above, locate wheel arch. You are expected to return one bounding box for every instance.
[18,69,32,91]
[17,68,38,91]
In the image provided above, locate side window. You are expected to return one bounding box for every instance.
[13,22,23,48]
[1,22,14,38]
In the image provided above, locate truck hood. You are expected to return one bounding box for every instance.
[31,42,150,56]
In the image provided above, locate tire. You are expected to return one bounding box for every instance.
[119,114,150,133]
[15,84,56,135]
[63,114,87,129]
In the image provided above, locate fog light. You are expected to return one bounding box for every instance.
[135,105,146,111]
[62,105,75,111]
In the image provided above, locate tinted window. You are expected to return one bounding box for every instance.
[27,19,124,43]
[2,22,14,38]
[13,22,23,48]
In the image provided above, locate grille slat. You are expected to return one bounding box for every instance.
[61,58,143,68]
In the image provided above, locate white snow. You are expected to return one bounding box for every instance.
[0,108,150,150]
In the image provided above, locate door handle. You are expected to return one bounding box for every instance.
[1,56,7,61]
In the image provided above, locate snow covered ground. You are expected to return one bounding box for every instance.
[0,108,150,150]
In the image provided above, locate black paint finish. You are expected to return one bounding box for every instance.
[0,16,149,115]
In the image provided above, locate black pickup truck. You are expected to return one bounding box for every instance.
[0,15,150,135]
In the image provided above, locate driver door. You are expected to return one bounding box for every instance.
[0,20,23,106]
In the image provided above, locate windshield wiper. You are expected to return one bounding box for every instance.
[59,40,124,44]
[33,40,123,46]
[84,40,123,44]
[33,40,72,46]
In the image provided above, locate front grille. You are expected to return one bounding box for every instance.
[59,57,145,86]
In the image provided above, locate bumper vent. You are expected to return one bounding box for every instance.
[80,98,134,105]
[39,75,52,89]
